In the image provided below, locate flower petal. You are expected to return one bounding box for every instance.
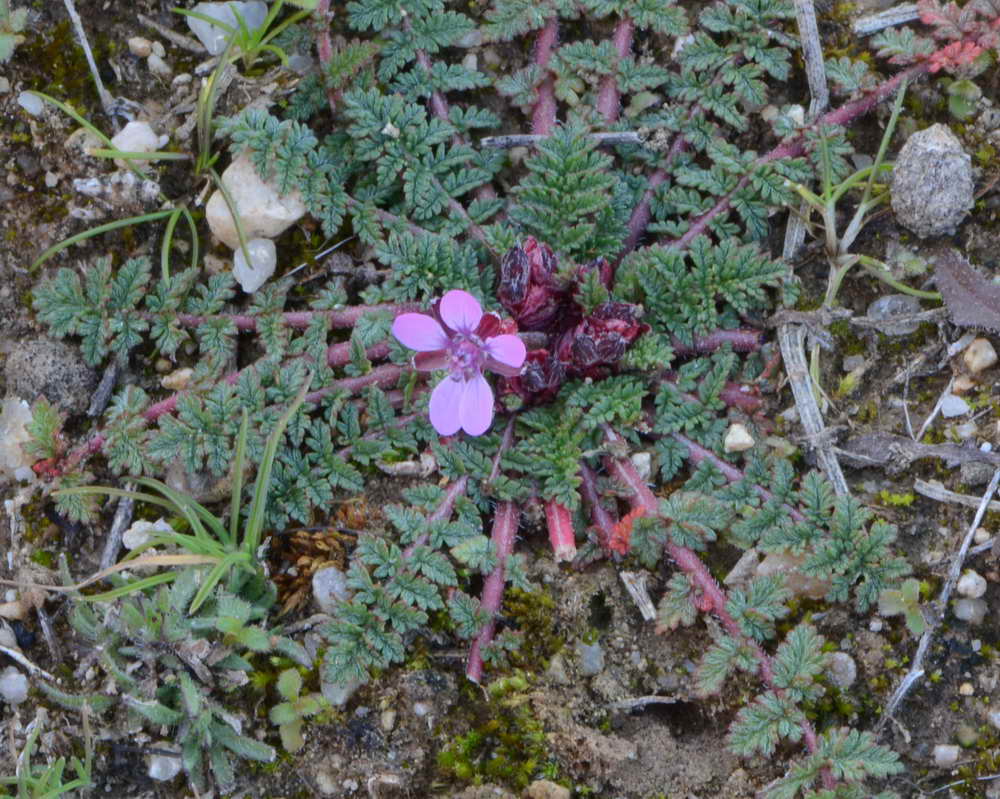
[459,372,494,436]
[439,290,482,335]
[429,376,464,436]
[392,313,449,352]
[484,334,526,376]
[413,350,449,372]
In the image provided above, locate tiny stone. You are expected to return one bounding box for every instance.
[576,640,605,677]
[891,123,973,237]
[953,597,987,624]
[151,41,165,58]
[545,652,570,685]
[959,682,974,696]
[866,294,922,335]
[17,91,43,116]
[462,53,477,72]
[380,709,396,732]
[956,569,987,599]
[0,398,35,481]
[0,77,9,93]
[128,36,153,57]
[233,238,277,293]
[940,393,970,418]
[944,371,968,396]
[110,121,161,167]
[154,358,172,374]
[827,652,857,689]
[0,666,28,705]
[723,422,755,453]
[963,338,998,374]
[456,29,483,47]
[412,700,431,718]
[869,618,883,633]
[933,743,960,768]
[974,527,990,545]
[160,367,193,391]
[185,1,268,54]
[956,723,978,746]
[122,518,173,550]
[988,709,1000,730]
[954,421,977,440]
[524,780,571,799]
[146,742,182,781]
[842,354,866,372]
[44,171,58,188]
[630,452,651,481]
[147,53,172,78]
[312,566,350,614]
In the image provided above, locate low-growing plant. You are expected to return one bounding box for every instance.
[269,668,324,752]
[22,0,1000,794]
[0,707,93,798]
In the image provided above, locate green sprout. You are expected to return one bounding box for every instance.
[878,578,927,636]
[269,668,324,753]
[0,707,93,797]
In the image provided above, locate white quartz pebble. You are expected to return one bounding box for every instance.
[233,238,277,293]
[956,569,987,599]
[0,666,28,705]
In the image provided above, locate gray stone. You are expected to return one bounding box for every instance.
[866,293,922,335]
[5,337,98,415]
[312,566,350,614]
[0,666,27,704]
[891,124,973,237]
[576,640,605,676]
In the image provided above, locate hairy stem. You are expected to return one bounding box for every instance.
[531,16,559,136]
[313,0,339,115]
[596,15,634,123]
[403,475,470,558]
[580,462,618,553]
[544,498,577,562]
[465,500,520,683]
[172,302,421,331]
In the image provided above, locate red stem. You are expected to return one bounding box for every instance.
[544,498,577,562]
[466,500,520,683]
[600,429,821,758]
[579,462,618,553]
[597,16,634,123]
[672,328,763,357]
[531,16,559,136]
[314,0,340,115]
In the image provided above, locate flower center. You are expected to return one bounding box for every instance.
[449,336,485,380]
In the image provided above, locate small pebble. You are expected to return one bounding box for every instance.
[959,682,974,696]
[160,367,193,391]
[128,36,153,57]
[956,723,978,746]
[867,294,921,335]
[0,77,9,93]
[933,743,960,768]
[953,597,987,624]
[524,780,571,799]
[842,354,866,372]
[940,393,970,418]
[233,237,277,293]
[954,421,977,440]
[146,742,182,781]
[380,709,396,732]
[0,666,28,704]
[988,709,1000,730]
[723,422,755,453]
[827,652,857,689]
[17,91,44,116]
[963,338,997,374]
[956,569,987,599]
[412,701,431,718]
[631,452,651,481]
[974,527,990,545]
[110,121,162,167]
[869,618,883,633]
[44,171,58,188]
[952,374,975,395]
[147,53,172,78]
[576,640,605,677]
[151,41,165,58]
[312,566,350,614]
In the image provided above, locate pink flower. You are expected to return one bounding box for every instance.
[392,290,526,436]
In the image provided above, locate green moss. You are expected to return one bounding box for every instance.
[878,489,916,507]
[437,671,559,791]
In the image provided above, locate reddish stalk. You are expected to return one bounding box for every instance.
[313,0,340,115]
[544,498,577,562]
[465,499,520,683]
[596,16,634,123]
[672,328,763,357]
[531,16,560,136]
[600,428,825,770]
[579,462,618,553]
